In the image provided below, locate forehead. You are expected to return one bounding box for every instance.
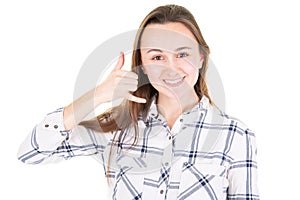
[140,23,199,51]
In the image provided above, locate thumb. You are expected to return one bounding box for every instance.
[113,52,125,71]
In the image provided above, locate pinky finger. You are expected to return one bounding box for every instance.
[126,93,147,103]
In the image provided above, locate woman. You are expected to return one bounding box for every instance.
[18,4,259,200]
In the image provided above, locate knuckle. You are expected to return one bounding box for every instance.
[131,84,138,91]
[114,77,121,84]
[128,71,138,79]
[115,70,121,76]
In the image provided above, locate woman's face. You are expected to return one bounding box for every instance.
[140,22,203,100]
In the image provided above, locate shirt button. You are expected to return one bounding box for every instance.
[45,124,49,128]
[180,118,183,122]
[160,189,164,194]
[165,162,169,166]
[54,125,58,129]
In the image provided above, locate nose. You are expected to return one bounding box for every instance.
[165,56,183,74]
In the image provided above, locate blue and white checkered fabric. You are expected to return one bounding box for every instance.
[18,96,259,199]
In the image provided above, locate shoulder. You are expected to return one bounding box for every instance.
[207,104,257,154]
[209,104,255,136]
[200,96,254,136]
[208,105,258,159]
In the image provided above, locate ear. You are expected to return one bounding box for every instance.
[199,54,204,69]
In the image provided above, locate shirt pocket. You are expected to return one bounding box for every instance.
[112,153,146,200]
[113,169,145,200]
[177,162,228,200]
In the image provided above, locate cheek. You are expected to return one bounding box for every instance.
[179,60,199,76]
[144,67,160,81]
[183,53,203,69]
[184,64,198,73]
[183,65,199,85]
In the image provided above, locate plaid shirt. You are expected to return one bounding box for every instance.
[18,96,259,200]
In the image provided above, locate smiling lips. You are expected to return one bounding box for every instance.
[163,76,185,87]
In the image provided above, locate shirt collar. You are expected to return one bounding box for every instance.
[146,95,210,121]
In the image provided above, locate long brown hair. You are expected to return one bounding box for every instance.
[80,4,211,134]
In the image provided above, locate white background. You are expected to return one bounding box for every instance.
[1,0,299,199]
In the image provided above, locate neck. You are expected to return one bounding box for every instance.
[157,92,199,128]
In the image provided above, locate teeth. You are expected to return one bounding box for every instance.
[164,77,183,84]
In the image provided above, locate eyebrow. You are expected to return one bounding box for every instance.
[146,47,191,53]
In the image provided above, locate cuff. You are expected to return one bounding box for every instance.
[41,107,70,136]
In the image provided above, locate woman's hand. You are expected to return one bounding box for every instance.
[95,52,146,104]
[63,52,146,130]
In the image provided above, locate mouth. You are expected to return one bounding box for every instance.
[163,76,185,87]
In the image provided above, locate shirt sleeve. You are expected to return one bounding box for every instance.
[17,107,112,164]
[227,126,260,200]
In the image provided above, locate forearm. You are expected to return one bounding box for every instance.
[63,85,107,130]
[17,108,70,164]
[17,107,110,164]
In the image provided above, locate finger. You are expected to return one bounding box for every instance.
[126,93,147,103]
[116,85,138,94]
[113,51,125,71]
[117,78,138,86]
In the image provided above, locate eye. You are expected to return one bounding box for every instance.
[177,52,189,58]
[152,55,164,61]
